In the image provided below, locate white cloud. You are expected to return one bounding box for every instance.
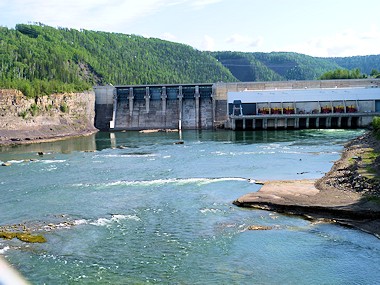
[360,24,380,40]
[249,36,264,48]
[226,33,250,44]
[161,32,177,42]
[225,33,264,51]
[2,0,181,32]
[190,0,222,9]
[201,35,215,51]
[281,27,380,57]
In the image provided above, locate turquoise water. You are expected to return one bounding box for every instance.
[1,130,379,284]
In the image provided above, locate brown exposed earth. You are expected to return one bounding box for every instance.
[0,127,97,146]
[0,89,97,146]
[234,131,380,238]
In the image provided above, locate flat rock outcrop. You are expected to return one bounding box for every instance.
[234,132,380,238]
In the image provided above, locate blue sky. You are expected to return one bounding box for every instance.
[1,0,380,57]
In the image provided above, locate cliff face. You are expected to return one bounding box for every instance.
[0,89,97,144]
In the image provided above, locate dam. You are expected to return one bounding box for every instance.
[94,79,380,131]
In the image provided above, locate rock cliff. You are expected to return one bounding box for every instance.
[0,89,97,144]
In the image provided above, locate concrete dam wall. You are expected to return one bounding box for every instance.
[94,79,380,131]
[94,84,227,131]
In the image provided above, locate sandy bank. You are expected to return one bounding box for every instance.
[233,132,380,238]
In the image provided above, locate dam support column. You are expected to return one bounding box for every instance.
[178,86,183,130]
[110,90,117,129]
[211,86,216,129]
[161,87,167,128]
[128,87,134,117]
[161,87,167,113]
[326,117,331,128]
[263,119,268,129]
[145,87,150,113]
[195,86,200,129]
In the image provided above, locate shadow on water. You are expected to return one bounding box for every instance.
[0,134,97,158]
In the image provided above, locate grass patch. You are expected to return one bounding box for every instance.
[356,148,380,180]
[362,149,380,164]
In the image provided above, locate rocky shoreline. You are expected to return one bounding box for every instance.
[316,131,380,196]
[0,128,98,147]
[234,131,380,238]
[0,89,98,147]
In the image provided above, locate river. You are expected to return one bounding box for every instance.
[1,130,379,284]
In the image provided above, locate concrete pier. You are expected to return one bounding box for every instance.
[229,113,376,130]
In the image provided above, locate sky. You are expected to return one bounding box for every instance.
[1,0,380,57]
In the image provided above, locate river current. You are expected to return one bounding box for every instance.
[0,130,379,284]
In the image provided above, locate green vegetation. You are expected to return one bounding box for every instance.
[328,55,380,75]
[364,195,380,204]
[2,23,380,98]
[373,117,380,130]
[210,51,284,81]
[210,51,379,81]
[30,103,39,116]
[60,102,69,113]
[0,231,46,243]
[0,24,236,98]
[253,52,342,80]
[373,117,380,140]
[319,68,366,80]
[357,148,380,180]
[18,102,41,118]
[370,69,380,78]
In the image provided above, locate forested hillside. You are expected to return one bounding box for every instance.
[211,52,284,82]
[0,24,236,97]
[211,51,380,82]
[327,55,380,75]
[1,23,380,98]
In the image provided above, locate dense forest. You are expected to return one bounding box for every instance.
[1,24,380,97]
[212,51,380,82]
[0,24,236,97]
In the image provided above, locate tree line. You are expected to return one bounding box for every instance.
[1,24,380,98]
[0,24,236,97]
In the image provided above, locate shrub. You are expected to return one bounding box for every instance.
[373,117,380,131]
[60,103,69,113]
[30,103,39,116]
[373,117,380,140]
[19,110,28,119]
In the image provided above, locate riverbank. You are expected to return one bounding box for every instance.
[0,127,98,147]
[233,131,380,238]
[0,89,97,147]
